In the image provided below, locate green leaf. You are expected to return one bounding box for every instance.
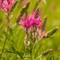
[16,51,23,59]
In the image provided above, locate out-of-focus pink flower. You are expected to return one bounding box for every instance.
[19,11,42,28]
[38,29,45,39]
[38,18,47,38]
[22,0,30,6]
[8,0,14,4]
[1,0,14,11]
[0,0,2,8]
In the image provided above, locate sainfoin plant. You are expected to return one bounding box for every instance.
[0,0,59,60]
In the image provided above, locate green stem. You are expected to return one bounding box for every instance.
[0,12,10,60]
[35,55,42,60]
[31,51,32,60]
[0,35,7,59]
[30,46,33,60]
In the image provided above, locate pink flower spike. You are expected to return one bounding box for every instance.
[1,0,14,11]
[2,3,10,11]
[19,11,42,29]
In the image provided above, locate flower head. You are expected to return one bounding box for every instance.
[19,11,42,29]
[1,0,14,11]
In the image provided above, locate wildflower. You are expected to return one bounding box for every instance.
[1,0,14,11]
[19,11,42,29]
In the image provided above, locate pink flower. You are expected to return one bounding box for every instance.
[38,29,45,38]
[38,19,47,38]
[1,0,14,11]
[8,0,14,4]
[19,11,42,28]
[22,0,29,6]
[0,0,2,7]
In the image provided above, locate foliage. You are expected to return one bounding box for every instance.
[0,0,60,60]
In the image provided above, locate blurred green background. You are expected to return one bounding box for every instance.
[0,0,60,60]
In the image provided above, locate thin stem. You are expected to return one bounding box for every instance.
[30,44,34,60]
[30,50,33,60]
[0,12,10,60]
[0,34,7,59]
[35,55,42,60]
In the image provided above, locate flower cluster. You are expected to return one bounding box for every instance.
[1,0,14,11]
[19,11,42,29]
